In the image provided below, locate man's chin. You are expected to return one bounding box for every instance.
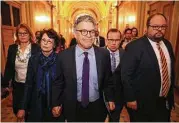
[84,45,93,49]
[154,36,164,41]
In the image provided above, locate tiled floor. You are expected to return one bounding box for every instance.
[1,92,179,122]
[1,95,16,122]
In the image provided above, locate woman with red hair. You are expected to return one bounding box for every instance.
[2,23,39,119]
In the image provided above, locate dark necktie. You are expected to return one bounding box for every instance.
[81,52,89,107]
[156,42,170,97]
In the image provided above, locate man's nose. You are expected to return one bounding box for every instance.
[158,27,162,31]
[86,32,91,38]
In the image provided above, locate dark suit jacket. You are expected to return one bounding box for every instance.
[105,47,125,105]
[2,43,40,87]
[121,35,175,112]
[52,45,114,121]
[20,52,64,121]
[119,40,125,48]
[112,48,125,105]
[20,53,42,121]
[70,38,77,46]
[99,36,105,47]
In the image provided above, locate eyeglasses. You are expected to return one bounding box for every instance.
[18,32,29,36]
[107,39,120,43]
[149,25,167,30]
[132,30,137,32]
[41,38,53,44]
[76,29,96,37]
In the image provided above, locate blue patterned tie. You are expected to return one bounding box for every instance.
[111,52,116,73]
[81,52,89,107]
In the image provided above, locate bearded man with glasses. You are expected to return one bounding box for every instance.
[52,15,115,122]
[121,13,175,122]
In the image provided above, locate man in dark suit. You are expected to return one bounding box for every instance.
[94,30,105,47]
[106,28,125,122]
[121,13,175,122]
[119,28,132,49]
[69,37,77,46]
[52,15,115,122]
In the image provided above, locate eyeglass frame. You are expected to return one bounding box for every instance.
[107,39,121,43]
[41,38,54,44]
[76,29,97,37]
[149,25,168,30]
[18,32,29,36]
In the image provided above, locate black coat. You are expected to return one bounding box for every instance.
[112,48,125,105]
[99,36,105,47]
[20,52,64,122]
[121,35,175,112]
[52,45,114,121]
[3,43,39,87]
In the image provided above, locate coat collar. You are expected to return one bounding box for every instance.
[143,35,161,77]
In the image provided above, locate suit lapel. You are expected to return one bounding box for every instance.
[94,46,102,87]
[143,36,161,78]
[71,46,77,83]
[31,44,36,55]
[163,39,174,66]
[12,45,18,68]
[119,48,124,60]
[33,53,40,82]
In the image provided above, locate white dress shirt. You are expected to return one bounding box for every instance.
[107,48,120,69]
[15,44,31,83]
[148,38,171,97]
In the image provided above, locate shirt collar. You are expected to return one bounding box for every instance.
[107,47,119,54]
[147,37,163,45]
[76,44,95,57]
[18,43,31,53]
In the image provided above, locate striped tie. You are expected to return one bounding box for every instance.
[156,42,170,97]
[111,52,116,73]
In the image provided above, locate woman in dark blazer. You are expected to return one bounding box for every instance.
[2,23,39,117]
[17,29,64,122]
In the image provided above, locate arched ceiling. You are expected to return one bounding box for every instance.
[54,1,113,24]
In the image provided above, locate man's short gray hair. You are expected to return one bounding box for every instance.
[73,15,97,31]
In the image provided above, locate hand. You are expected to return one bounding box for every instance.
[17,110,25,122]
[108,101,115,111]
[127,101,137,110]
[5,87,10,92]
[1,87,10,94]
[52,106,62,117]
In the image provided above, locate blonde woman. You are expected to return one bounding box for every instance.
[2,23,39,117]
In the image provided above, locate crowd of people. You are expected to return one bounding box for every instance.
[1,13,175,122]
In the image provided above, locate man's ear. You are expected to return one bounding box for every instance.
[105,38,108,46]
[74,32,77,39]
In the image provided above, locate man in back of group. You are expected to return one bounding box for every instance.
[94,30,105,47]
[70,37,77,46]
[120,28,132,49]
[121,13,175,122]
[106,28,125,122]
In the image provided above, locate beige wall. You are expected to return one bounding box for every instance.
[118,1,138,33]
[21,1,52,33]
[170,1,179,87]
[170,1,179,51]
[33,2,51,32]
